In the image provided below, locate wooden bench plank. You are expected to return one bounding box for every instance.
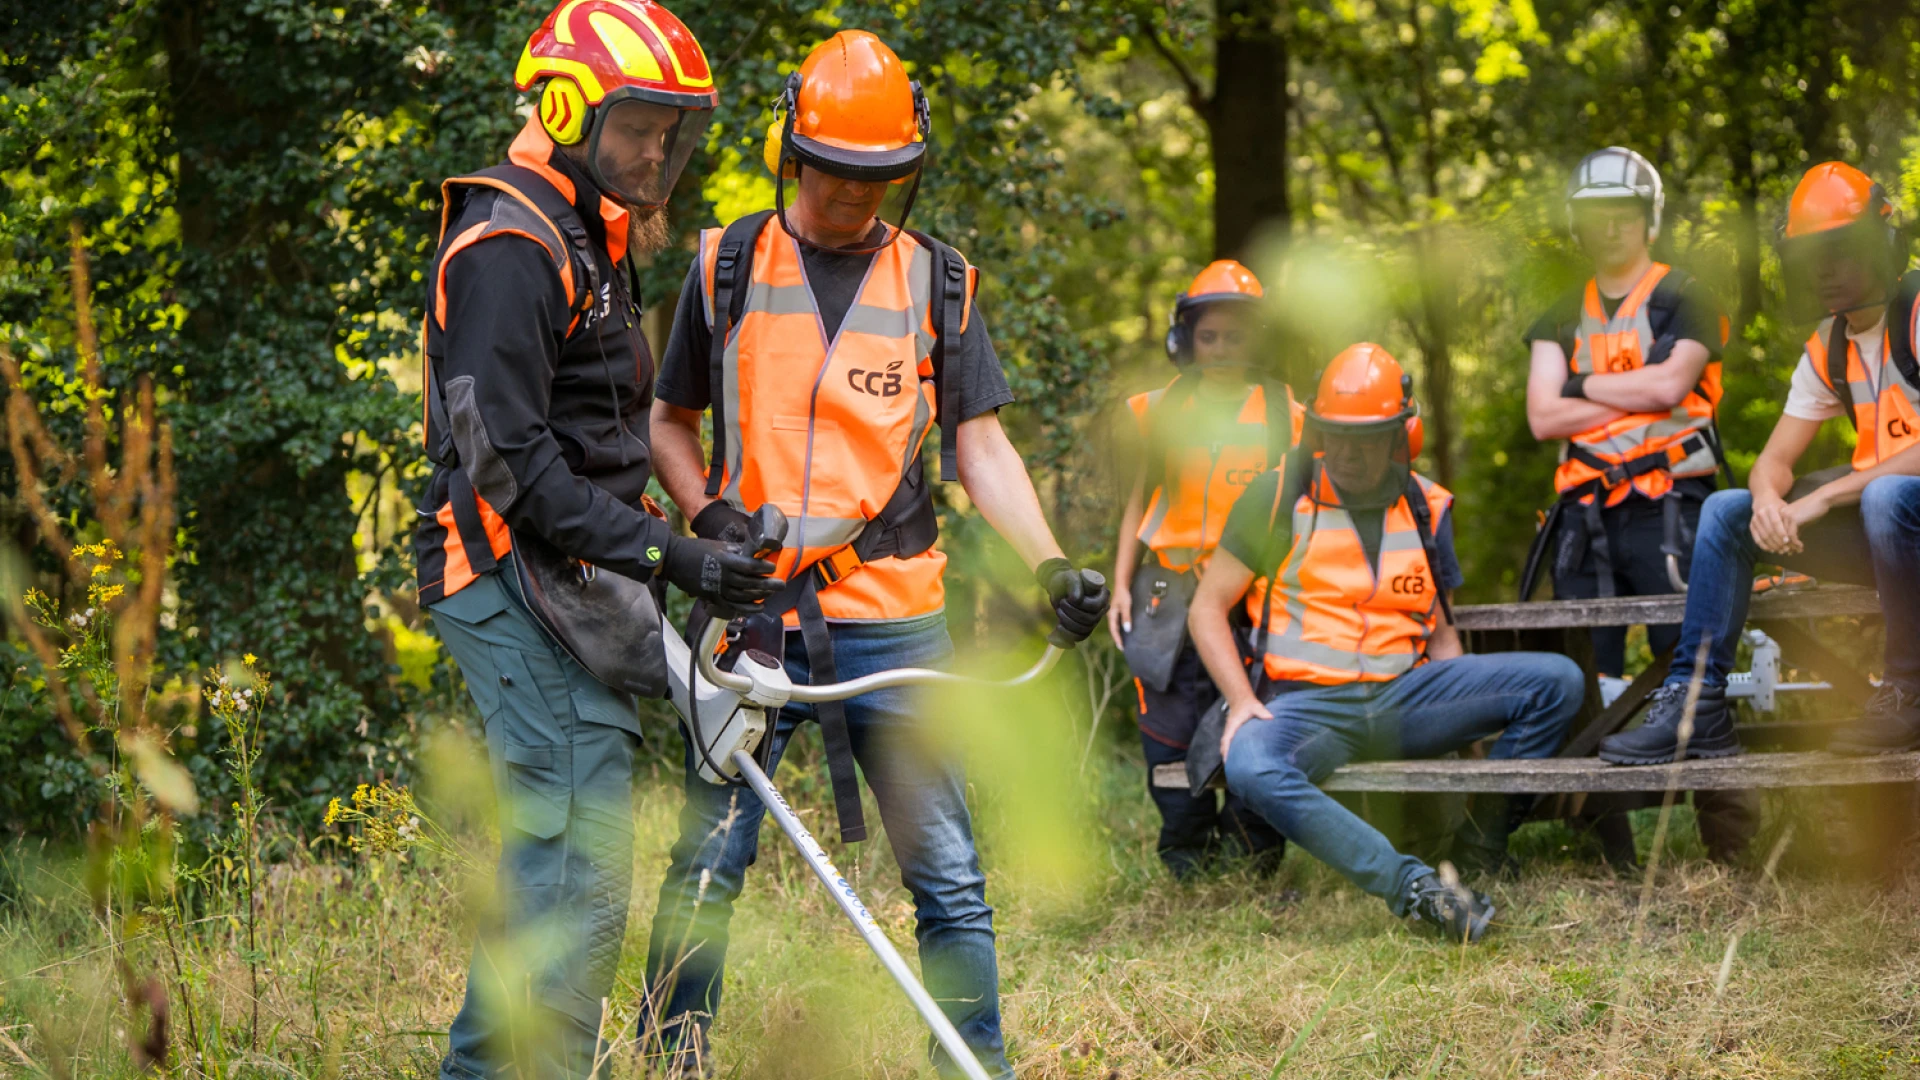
[1319,751,1920,793]
[1454,585,1880,632]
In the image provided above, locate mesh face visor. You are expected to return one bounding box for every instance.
[1778,219,1901,323]
[1306,414,1413,509]
[588,91,714,208]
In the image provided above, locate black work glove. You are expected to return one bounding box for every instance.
[690,500,754,543]
[661,533,784,615]
[1035,557,1111,647]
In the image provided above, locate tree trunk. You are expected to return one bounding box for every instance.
[1210,0,1289,258]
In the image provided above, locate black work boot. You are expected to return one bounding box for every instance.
[1451,793,1535,879]
[1830,684,1920,755]
[1404,872,1496,944]
[1598,682,1741,765]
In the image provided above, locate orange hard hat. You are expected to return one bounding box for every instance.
[1165,260,1264,361]
[1308,343,1422,457]
[766,31,928,181]
[515,0,717,207]
[1183,260,1264,303]
[1785,162,1890,239]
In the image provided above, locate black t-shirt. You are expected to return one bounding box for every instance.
[1523,267,1725,361]
[1219,467,1465,590]
[656,224,1015,425]
[1524,267,1725,504]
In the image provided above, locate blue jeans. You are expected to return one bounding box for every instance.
[1223,653,1584,914]
[1668,479,1920,692]
[430,562,643,1080]
[641,614,1009,1079]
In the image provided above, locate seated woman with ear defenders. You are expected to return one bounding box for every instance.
[1184,343,1585,944]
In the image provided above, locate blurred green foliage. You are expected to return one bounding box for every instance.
[5,0,1920,835]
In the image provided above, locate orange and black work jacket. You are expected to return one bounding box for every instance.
[1234,464,1457,687]
[413,118,672,606]
[1126,381,1302,572]
[1551,264,1726,506]
[1805,270,1920,471]
[688,217,980,624]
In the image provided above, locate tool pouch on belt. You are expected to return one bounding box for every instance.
[509,526,668,699]
[1121,560,1197,693]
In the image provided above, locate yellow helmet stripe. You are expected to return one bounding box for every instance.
[515,51,608,101]
[550,0,592,45]
[588,10,666,81]
[629,7,714,89]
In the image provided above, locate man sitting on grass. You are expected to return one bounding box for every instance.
[1186,343,1584,943]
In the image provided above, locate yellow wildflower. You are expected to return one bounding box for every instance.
[243,653,257,666]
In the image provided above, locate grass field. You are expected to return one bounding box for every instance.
[3,728,1918,1079]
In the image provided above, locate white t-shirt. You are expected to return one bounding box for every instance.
[1783,313,1889,422]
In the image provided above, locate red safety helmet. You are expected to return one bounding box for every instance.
[515,0,717,208]
[1307,343,1423,460]
[1165,260,1265,362]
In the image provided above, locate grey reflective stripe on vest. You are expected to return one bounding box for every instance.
[1259,493,1431,680]
[1569,283,1716,477]
[715,232,939,526]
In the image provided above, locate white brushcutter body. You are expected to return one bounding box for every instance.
[655,504,1100,1080]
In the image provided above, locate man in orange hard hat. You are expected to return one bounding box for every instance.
[640,30,1109,1078]
[1521,148,1731,704]
[419,4,782,1078]
[1600,162,1920,765]
[1186,345,1584,942]
[1112,260,1296,880]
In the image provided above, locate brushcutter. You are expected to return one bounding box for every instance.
[659,504,1100,1080]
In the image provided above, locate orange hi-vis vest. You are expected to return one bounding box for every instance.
[1127,382,1303,572]
[698,217,971,622]
[1244,467,1453,686]
[1807,311,1920,471]
[1553,263,1724,506]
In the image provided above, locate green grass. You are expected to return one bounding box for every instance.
[3,733,1918,1078]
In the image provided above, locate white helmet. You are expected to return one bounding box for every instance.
[1567,147,1664,241]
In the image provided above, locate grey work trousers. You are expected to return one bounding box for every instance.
[433,559,643,1080]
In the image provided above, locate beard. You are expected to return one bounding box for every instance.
[627,204,671,256]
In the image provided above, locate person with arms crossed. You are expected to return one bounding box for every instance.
[1522,147,1730,705]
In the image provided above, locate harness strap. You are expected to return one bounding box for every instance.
[1564,431,1712,492]
[1402,476,1455,627]
[705,211,775,497]
[1581,495,1616,599]
[1827,316,1857,432]
[793,580,867,843]
[908,231,968,482]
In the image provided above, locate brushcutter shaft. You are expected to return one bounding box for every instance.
[732,749,996,1080]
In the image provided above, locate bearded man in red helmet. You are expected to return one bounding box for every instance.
[416,4,781,1077]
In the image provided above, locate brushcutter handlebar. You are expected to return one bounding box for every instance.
[694,617,1067,704]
